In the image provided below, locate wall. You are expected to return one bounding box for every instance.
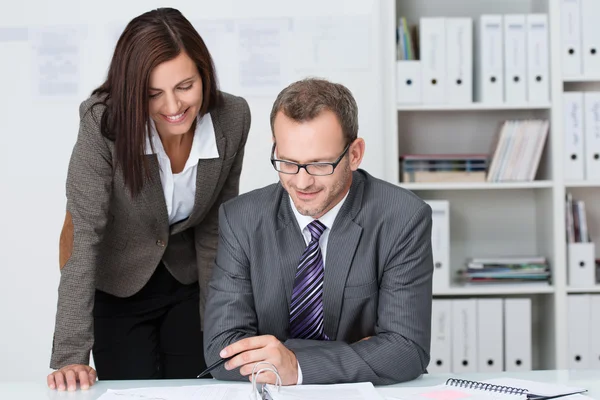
[0,0,386,381]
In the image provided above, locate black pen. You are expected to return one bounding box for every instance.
[197,356,233,378]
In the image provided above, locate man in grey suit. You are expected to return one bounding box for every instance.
[204,78,433,385]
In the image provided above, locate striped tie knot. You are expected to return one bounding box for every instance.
[307,220,326,242]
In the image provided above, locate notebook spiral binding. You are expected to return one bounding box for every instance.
[251,361,282,400]
[446,379,529,396]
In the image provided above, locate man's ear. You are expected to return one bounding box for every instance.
[349,138,366,171]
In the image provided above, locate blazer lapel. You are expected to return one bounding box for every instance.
[323,173,365,340]
[140,155,169,236]
[275,195,306,321]
[171,112,227,234]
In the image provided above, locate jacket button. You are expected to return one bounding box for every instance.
[156,239,165,247]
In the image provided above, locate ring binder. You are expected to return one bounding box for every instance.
[446,378,528,395]
[251,362,282,400]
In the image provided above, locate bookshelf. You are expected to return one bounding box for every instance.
[399,181,554,190]
[381,0,599,372]
[396,103,552,111]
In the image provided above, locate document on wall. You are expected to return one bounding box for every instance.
[0,27,28,42]
[193,19,238,93]
[291,15,371,71]
[97,384,253,400]
[236,18,292,97]
[30,26,84,99]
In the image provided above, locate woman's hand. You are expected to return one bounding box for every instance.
[47,364,97,391]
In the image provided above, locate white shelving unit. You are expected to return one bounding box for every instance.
[381,0,600,371]
[396,103,552,111]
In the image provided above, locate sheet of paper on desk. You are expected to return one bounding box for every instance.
[97,384,253,400]
[264,381,384,400]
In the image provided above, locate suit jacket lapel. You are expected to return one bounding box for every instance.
[275,194,306,324]
[171,111,227,235]
[323,173,365,340]
[140,155,169,237]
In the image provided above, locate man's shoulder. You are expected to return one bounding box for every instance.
[222,182,282,219]
[362,171,428,209]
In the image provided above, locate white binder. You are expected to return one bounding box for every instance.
[567,295,591,369]
[503,15,527,104]
[583,92,600,180]
[425,200,450,293]
[504,298,532,371]
[581,0,600,76]
[563,92,585,181]
[396,61,422,104]
[420,18,446,104]
[445,18,473,104]
[430,299,452,373]
[476,298,503,372]
[526,14,550,103]
[561,0,583,77]
[451,299,477,373]
[568,242,596,287]
[476,15,504,103]
[591,295,600,368]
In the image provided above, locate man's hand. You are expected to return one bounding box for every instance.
[47,364,97,391]
[221,335,298,385]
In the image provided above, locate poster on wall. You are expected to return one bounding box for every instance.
[30,26,85,100]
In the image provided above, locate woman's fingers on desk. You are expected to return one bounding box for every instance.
[47,364,97,391]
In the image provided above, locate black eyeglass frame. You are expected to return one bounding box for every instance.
[270,143,351,176]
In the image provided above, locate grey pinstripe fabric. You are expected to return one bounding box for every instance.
[204,170,434,385]
[50,92,251,369]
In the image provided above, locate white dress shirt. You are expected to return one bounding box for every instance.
[145,114,220,225]
[289,191,349,384]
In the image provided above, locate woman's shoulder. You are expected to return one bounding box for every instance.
[75,93,112,146]
[211,91,251,140]
[215,91,250,116]
[79,93,109,120]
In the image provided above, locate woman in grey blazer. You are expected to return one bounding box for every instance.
[47,8,250,391]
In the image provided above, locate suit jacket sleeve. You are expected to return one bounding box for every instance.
[50,100,113,369]
[203,203,258,381]
[284,203,433,385]
[195,97,251,330]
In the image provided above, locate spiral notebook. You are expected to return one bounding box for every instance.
[382,378,587,400]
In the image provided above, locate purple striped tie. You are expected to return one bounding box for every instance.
[289,220,329,340]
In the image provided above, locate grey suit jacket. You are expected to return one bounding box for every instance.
[50,92,251,369]
[204,170,433,385]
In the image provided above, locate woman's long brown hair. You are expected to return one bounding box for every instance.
[92,7,221,196]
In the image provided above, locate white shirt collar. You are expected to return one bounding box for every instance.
[144,113,219,170]
[290,190,350,233]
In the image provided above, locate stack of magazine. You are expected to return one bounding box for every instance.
[458,256,551,284]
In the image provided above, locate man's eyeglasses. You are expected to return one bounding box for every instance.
[270,143,350,176]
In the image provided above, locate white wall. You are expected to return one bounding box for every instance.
[0,0,386,381]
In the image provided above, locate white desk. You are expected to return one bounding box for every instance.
[2,370,599,400]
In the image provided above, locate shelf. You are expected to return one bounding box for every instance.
[567,286,600,294]
[396,103,552,111]
[565,181,600,188]
[399,180,554,191]
[563,76,600,83]
[434,285,555,296]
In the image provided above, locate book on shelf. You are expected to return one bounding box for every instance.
[565,193,590,243]
[401,154,487,183]
[397,16,419,61]
[458,256,551,284]
[486,120,549,182]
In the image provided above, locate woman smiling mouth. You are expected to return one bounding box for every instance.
[162,107,189,124]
